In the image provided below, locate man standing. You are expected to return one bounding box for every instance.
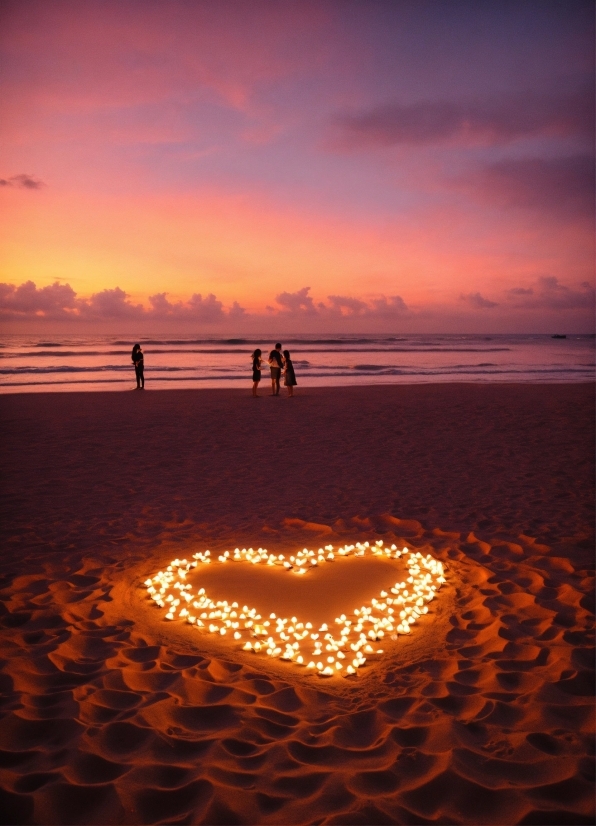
[268,342,284,396]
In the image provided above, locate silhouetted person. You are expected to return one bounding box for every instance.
[283,350,297,397]
[268,342,283,396]
[251,348,262,397]
[132,343,144,389]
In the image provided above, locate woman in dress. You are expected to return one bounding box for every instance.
[251,348,262,397]
[131,343,144,389]
[283,350,297,397]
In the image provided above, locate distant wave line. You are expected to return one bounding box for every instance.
[0,346,516,360]
[110,337,413,346]
[1,365,592,381]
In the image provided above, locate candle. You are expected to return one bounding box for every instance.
[144,543,446,678]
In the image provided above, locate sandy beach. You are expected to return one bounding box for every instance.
[0,383,594,825]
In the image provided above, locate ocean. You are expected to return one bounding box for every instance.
[0,333,593,393]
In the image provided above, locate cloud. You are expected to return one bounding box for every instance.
[228,301,246,318]
[81,287,144,318]
[0,281,412,324]
[333,101,466,148]
[506,276,595,311]
[471,155,595,219]
[330,80,593,149]
[508,287,534,296]
[0,174,45,189]
[274,288,409,318]
[274,287,408,319]
[187,292,225,321]
[1,0,329,120]
[368,295,409,314]
[0,281,244,322]
[326,295,368,315]
[275,287,317,314]
[1,279,591,330]
[461,292,499,309]
[148,292,177,316]
[147,292,230,321]
[0,280,77,317]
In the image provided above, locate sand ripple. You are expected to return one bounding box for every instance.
[0,518,593,824]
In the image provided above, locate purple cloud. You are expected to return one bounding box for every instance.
[1,279,590,328]
[228,301,246,318]
[148,292,176,315]
[0,281,246,322]
[275,287,317,314]
[0,280,77,318]
[81,287,144,319]
[331,81,593,148]
[326,295,368,315]
[187,293,225,321]
[147,292,227,321]
[275,288,409,318]
[472,155,594,219]
[368,296,409,314]
[461,292,499,309]
[507,276,595,310]
[0,174,45,189]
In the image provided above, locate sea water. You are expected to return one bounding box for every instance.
[0,333,593,393]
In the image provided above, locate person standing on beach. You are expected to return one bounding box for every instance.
[268,342,284,396]
[251,348,262,397]
[132,343,144,389]
[283,350,297,397]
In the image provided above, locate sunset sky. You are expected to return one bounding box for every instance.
[1,0,594,333]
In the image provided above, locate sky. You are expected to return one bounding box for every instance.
[0,0,594,334]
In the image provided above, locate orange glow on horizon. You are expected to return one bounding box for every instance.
[1,186,591,317]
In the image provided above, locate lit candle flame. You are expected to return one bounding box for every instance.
[143,543,446,678]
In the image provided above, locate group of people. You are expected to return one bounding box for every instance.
[252,343,297,397]
[131,341,297,396]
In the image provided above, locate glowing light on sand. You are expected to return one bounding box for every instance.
[144,541,446,677]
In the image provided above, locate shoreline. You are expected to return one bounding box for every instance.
[1,376,595,394]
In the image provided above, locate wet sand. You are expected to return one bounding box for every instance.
[0,383,594,825]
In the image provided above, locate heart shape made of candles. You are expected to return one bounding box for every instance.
[144,540,446,677]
